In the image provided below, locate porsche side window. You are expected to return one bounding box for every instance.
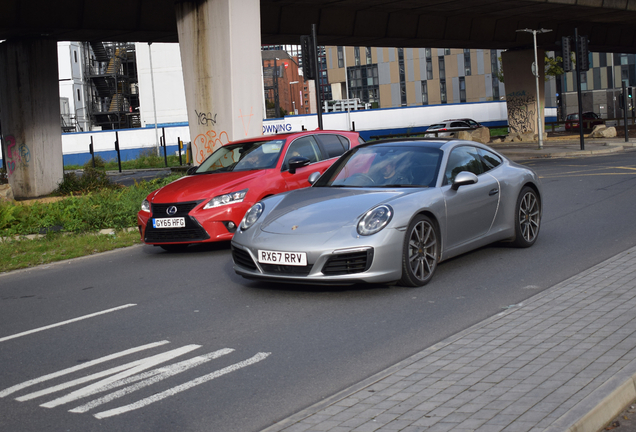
[283,136,323,170]
[444,146,484,185]
[478,149,502,171]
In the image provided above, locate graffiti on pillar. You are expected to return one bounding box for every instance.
[238,107,254,137]
[195,110,218,127]
[4,135,31,176]
[506,90,536,134]
[193,129,229,165]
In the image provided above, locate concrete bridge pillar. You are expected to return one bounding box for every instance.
[0,39,64,199]
[175,0,264,165]
[502,49,546,137]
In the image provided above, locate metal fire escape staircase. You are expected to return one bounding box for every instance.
[87,42,139,130]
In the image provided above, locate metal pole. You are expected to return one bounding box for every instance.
[623,81,629,142]
[148,42,160,156]
[162,127,168,167]
[574,28,585,150]
[532,30,543,149]
[312,24,323,130]
[89,136,95,168]
[343,47,351,131]
[274,58,280,118]
[115,131,122,173]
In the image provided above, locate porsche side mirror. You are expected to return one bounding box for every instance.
[451,171,478,190]
[288,156,311,174]
[308,171,321,185]
[186,165,198,175]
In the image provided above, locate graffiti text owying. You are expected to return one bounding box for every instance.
[5,136,31,176]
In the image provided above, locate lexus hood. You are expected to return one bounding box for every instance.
[148,170,270,203]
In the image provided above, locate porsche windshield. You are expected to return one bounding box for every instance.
[194,140,285,173]
[316,145,442,188]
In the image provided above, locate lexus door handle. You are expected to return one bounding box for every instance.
[489,188,499,196]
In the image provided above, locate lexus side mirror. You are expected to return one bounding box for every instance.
[288,156,311,174]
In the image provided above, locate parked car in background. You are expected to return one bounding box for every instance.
[138,130,364,251]
[565,112,604,131]
[425,119,480,137]
[232,138,542,287]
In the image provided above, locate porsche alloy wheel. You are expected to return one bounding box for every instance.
[399,215,439,287]
[512,186,541,248]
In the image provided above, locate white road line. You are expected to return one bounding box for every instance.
[69,349,234,413]
[40,344,202,408]
[94,352,271,419]
[17,344,202,402]
[0,340,169,398]
[0,304,137,343]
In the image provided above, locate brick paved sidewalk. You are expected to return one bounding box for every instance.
[263,246,636,432]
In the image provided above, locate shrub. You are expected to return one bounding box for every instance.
[83,155,106,170]
[54,167,121,196]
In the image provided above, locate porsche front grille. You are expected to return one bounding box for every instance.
[232,246,258,270]
[322,249,373,275]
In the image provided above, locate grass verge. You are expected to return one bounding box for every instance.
[0,229,142,273]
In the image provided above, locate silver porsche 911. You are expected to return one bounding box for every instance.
[231,138,542,287]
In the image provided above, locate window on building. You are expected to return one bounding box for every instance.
[459,77,466,103]
[440,80,447,104]
[421,81,428,105]
[464,49,471,76]
[366,47,372,64]
[398,48,407,106]
[444,48,451,55]
[439,56,445,80]
[77,89,81,101]
[74,51,78,63]
[425,48,431,59]
[354,47,360,66]
[347,64,380,105]
[338,46,344,68]
[426,58,433,80]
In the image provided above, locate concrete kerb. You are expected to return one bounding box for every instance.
[1,226,138,242]
[544,365,636,432]
[261,245,636,432]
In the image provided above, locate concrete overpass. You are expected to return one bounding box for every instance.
[2,0,636,53]
[2,0,636,198]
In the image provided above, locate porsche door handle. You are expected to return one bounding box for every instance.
[489,188,499,196]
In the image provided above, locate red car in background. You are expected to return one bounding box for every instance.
[137,130,363,251]
[565,112,604,131]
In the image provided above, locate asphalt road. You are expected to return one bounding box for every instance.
[3,150,636,432]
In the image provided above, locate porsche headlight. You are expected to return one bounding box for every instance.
[357,205,393,236]
[203,189,247,210]
[141,199,150,213]
[240,202,264,230]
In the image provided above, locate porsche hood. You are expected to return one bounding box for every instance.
[259,187,411,235]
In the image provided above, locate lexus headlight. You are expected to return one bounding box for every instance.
[240,202,264,230]
[141,199,150,213]
[357,205,393,236]
[203,189,247,210]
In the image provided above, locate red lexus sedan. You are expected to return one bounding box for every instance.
[137,129,363,251]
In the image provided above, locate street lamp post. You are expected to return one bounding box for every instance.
[289,81,299,115]
[516,28,552,149]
